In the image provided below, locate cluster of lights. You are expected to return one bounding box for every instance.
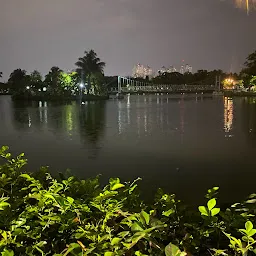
[132,64,153,79]
[25,82,88,94]
[26,86,47,91]
[225,78,234,84]
[158,64,192,75]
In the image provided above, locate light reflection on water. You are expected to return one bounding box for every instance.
[0,94,256,203]
[224,97,234,134]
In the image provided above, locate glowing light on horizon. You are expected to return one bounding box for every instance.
[235,0,256,14]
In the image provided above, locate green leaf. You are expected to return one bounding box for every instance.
[211,208,220,216]
[207,198,216,211]
[141,211,150,225]
[111,237,122,245]
[245,221,253,232]
[135,251,149,256]
[111,183,125,190]
[118,231,130,238]
[67,196,74,204]
[122,242,132,249]
[165,243,182,256]
[36,241,47,247]
[1,249,14,256]
[104,252,115,256]
[20,174,32,180]
[246,199,256,204]
[0,202,10,210]
[63,243,80,256]
[162,209,175,217]
[131,222,144,232]
[247,229,256,237]
[198,206,208,216]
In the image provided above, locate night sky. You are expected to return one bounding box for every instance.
[0,0,256,80]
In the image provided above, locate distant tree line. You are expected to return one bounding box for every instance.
[134,51,255,87]
[104,50,256,89]
[1,50,256,94]
[0,50,107,97]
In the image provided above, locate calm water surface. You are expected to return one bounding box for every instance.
[1,94,256,204]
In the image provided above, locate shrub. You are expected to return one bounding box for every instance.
[0,145,256,255]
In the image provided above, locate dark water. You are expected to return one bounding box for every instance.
[1,94,256,204]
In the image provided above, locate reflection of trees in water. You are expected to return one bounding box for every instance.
[12,102,35,130]
[12,101,66,131]
[241,98,256,140]
[78,101,106,144]
[78,101,106,159]
[11,100,106,149]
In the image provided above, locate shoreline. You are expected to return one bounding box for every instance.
[11,94,109,101]
[224,91,256,97]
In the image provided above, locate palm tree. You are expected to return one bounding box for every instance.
[75,50,105,94]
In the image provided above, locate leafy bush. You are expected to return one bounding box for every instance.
[0,146,256,255]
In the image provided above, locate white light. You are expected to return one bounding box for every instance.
[79,83,84,88]
[26,86,30,90]
[43,87,47,92]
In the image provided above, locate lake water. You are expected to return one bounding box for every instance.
[0,94,256,204]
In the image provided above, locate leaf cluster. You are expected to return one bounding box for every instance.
[0,146,256,255]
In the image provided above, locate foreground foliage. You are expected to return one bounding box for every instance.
[0,146,256,255]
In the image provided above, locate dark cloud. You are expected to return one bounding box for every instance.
[0,0,255,80]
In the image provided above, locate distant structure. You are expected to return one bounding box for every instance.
[132,62,192,78]
[132,64,153,79]
[185,64,192,73]
[180,64,192,74]
[158,66,167,75]
[180,65,185,74]
[167,66,177,73]
[158,66,178,75]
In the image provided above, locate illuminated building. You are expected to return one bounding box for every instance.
[132,63,144,78]
[132,64,153,79]
[143,65,153,79]
[180,65,185,74]
[185,64,192,73]
[167,66,177,73]
[157,66,167,75]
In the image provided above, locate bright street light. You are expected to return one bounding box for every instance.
[43,87,47,92]
[26,86,30,90]
[79,83,84,88]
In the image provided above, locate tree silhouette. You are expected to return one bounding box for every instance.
[44,66,63,95]
[75,50,105,94]
[8,69,30,93]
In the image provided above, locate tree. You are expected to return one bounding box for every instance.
[59,71,79,95]
[30,70,43,91]
[91,72,107,95]
[240,50,256,86]
[44,66,63,95]
[152,72,184,85]
[8,69,30,94]
[75,50,105,94]
[244,50,256,75]
[0,72,2,78]
[250,76,256,91]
